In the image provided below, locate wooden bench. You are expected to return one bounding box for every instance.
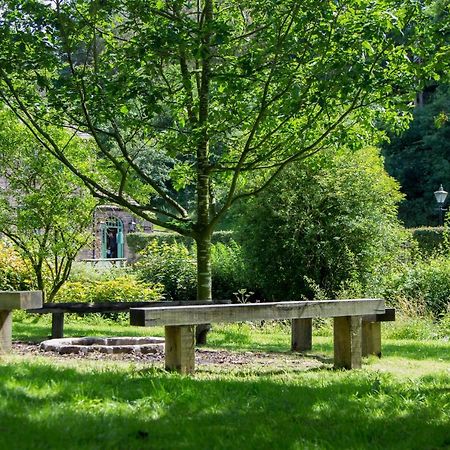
[1,291,42,353]
[291,307,395,357]
[130,298,388,374]
[27,300,226,339]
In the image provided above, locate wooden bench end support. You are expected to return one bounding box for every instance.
[291,318,312,352]
[0,291,42,354]
[51,313,65,339]
[334,316,362,369]
[0,310,13,354]
[362,322,382,357]
[165,325,195,374]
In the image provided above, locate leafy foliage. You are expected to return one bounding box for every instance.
[0,109,97,301]
[383,84,450,227]
[410,227,445,255]
[383,255,450,318]
[234,147,405,300]
[0,0,443,301]
[54,275,163,304]
[211,240,249,300]
[0,240,33,291]
[135,241,197,301]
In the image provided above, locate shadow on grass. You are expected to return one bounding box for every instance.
[12,321,160,342]
[0,360,449,450]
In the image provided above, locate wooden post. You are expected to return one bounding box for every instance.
[333,316,362,369]
[0,310,13,354]
[164,325,195,374]
[51,313,65,339]
[291,318,312,352]
[362,322,382,357]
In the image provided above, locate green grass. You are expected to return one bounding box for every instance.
[1,316,449,450]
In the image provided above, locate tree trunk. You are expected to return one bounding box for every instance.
[195,0,213,344]
[194,184,213,344]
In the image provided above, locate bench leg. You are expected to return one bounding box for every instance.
[165,325,195,374]
[334,316,362,369]
[362,322,382,357]
[51,313,65,339]
[0,310,13,353]
[291,318,312,352]
[195,323,211,345]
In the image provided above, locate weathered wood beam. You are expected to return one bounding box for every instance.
[0,291,43,310]
[362,307,395,323]
[291,318,312,352]
[362,322,382,357]
[0,310,12,354]
[51,313,65,339]
[165,325,195,374]
[0,291,42,354]
[131,299,385,327]
[333,316,362,369]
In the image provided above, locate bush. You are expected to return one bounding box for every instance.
[135,241,197,300]
[233,147,406,300]
[0,240,33,290]
[127,230,235,254]
[127,232,190,254]
[211,240,250,300]
[54,274,163,303]
[411,227,444,255]
[383,256,450,317]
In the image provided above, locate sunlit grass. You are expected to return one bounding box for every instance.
[3,313,449,449]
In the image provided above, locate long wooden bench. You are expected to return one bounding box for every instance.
[28,300,219,339]
[130,298,388,374]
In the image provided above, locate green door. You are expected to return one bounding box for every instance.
[101,217,124,258]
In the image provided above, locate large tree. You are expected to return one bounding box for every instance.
[0,1,443,322]
[0,109,97,301]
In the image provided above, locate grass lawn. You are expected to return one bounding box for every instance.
[1,317,449,450]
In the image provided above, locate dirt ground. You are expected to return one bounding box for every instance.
[12,341,329,372]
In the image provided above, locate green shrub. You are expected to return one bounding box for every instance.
[54,275,163,303]
[135,241,197,300]
[383,256,450,318]
[68,263,130,283]
[234,147,406,300]
[127,232,190,254]
[411,227,444,255]
[0,240,33,290]
[211,240,249,300]
[127,231,235,254]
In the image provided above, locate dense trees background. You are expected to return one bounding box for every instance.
[383,84,450,227]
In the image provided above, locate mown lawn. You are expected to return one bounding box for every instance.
[1,317,449,450]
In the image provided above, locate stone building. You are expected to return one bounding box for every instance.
[77,205,153,265]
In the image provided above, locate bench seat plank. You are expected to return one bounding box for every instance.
[27,300,214,314]
[131,299,385,327]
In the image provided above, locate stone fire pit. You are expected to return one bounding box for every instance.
[40,336,164,355]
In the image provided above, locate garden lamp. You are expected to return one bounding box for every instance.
[434,184,448,225]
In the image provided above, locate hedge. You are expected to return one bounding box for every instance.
[127,230,234,254]
[411,227,445,255]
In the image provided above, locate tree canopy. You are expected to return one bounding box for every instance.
[0,0,444,307]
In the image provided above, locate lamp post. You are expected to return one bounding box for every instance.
[434,184,448,226]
